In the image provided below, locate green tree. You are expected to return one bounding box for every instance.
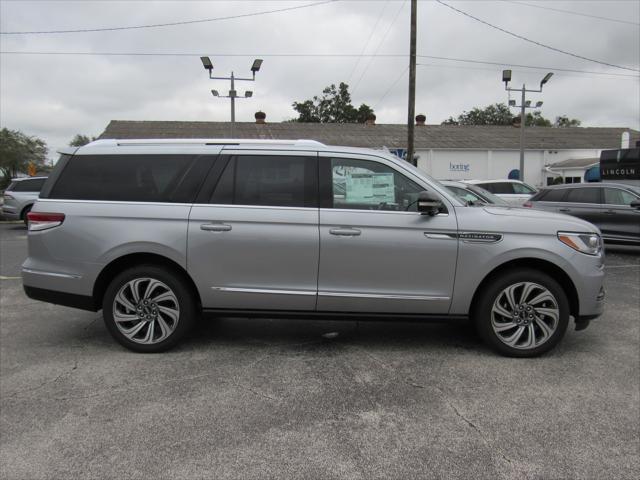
[441,103,513,126]
[554,115,581,128]
[292,82,374,123]
[525,111,552,127]
[0,128,48,188]
[69,134,96,147]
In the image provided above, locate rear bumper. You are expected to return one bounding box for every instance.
[23,285,98,312]
[1,207,20,220]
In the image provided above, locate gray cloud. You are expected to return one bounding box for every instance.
[1,0,638,159]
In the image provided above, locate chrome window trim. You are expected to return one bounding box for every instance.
[195,203,318,212]
[37,198,193,207]
[320,207,448,217]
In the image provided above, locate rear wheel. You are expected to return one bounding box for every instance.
[474,269,569,357]
[102,265,197,353]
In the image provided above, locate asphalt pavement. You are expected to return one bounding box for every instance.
[1,222,638,479]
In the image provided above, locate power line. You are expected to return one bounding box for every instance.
[506,1,640,26]
[373,66,409,111]
[1,50,638,78]
[347,0,389,84]
[435,0,640,73]
[0,0,338,35]
[351,0,408,96]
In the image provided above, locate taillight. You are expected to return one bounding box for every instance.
[27,212,65,231]
[522,201,532,208]
[3,193,14,200]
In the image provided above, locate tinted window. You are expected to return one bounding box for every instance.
[565,187,601,204]
[49,155,198,202]
[329,158,424,211]
[10,178,46,192]
[211,155,317,208]
[538,189,567,202]
[604,188,638,205]
[482,182,514,194]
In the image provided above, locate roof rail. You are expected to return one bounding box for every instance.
[84,139,327,148]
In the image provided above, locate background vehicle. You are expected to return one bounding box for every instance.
[441,181,510,206]
[465,179,537,206]
[23,139,604,357]
[2,177,48,224]
[526,183,640,245]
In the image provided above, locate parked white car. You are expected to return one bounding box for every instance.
[464,179,537,206]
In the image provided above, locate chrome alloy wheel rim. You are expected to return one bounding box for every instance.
[491,282,560,350]
[112,277,180,345]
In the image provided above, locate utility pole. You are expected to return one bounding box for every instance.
[406,0,417,167]
[200,57,263,137]
[502,70,553,183]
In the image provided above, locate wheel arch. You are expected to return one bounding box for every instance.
[92,252,202,310]
[20,202,34,220]
[469,258,579,319]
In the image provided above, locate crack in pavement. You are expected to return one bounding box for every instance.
[355,347,517,478]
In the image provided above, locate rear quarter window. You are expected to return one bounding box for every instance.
[9,178,46,192]
[49,154,200,202]
[565,187,601,204]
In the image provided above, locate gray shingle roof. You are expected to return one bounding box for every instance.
[99,120,640,151]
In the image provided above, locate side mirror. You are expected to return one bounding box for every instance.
[417,191,443,216]
[630,200,640,210]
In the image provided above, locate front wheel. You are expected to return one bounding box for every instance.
[474,269,570,357]
[103,265,197,353]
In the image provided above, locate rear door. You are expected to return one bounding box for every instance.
[188,150,320,311]
[480,182,520,206]
[559,187,603,225]
[601,187,640,241]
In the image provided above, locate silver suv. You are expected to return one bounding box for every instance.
[2,176,48,224]
[23,139,605,357]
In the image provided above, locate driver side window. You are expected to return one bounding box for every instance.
[330,157,424,211]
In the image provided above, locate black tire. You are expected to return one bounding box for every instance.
[102,264,197,353]
[474,269,570,358]
[21,205,32,226]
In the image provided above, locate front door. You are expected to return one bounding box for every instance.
[316,155,458,314]
[188,151,319,311]
[600,187,640,241]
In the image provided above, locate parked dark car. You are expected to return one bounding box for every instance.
[526,183,640,245]
[441,181,510,206]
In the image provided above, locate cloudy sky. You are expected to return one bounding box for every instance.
[1,0,639,159]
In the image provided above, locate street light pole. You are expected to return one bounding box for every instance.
[406,0,417,167]
[502,70,553,183]
[200,57,263,137]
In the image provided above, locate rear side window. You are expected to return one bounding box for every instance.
[10,178,46,192]
[565,187,601,204]
[482,182,514,194]
[536,189,567,202]
[210,155,317,208]
[49,155,199,202]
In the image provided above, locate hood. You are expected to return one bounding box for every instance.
[454,205,601,237]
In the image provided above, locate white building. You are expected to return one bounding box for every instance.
[100,119,639,188]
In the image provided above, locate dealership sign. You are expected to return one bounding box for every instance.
[449,162,470,173]
[600,148,639,180]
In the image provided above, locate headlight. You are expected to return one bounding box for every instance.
[557,232,602,256]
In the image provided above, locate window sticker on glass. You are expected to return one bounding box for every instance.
[333,168,396,205]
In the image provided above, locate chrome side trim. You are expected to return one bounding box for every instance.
[195,204,318,212]
[211,286,316,296]
[424,232,457,240]
[22,268,82,279]
[320,208,448,217]
[459,232,503,243]
[318,291,449,301]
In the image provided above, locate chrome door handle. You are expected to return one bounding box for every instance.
[604,210,616,215]
[201,223,232,232]
[558,208,571,213]
[329,227,361,236]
